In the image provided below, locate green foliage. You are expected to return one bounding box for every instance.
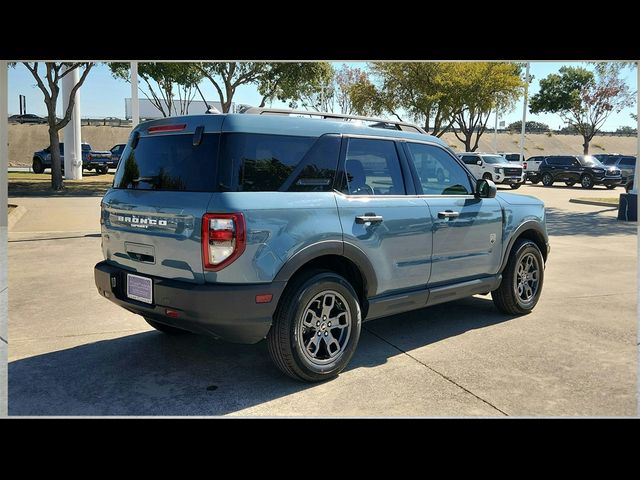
[257,63,334,109]
[507,120,550,132]
[109,62,203,117]
[616,126,637,135]
[546,131,553,137]
[530,63,636,153]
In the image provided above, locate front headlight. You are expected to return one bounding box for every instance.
[494,167,502,173]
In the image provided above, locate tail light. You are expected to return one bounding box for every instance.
[523,162,527,170]
[202,213,246,271]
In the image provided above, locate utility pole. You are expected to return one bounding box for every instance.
[131,61,139,126]
[519,62,530,161]
[61,65,83,180]
[493,105,499,153]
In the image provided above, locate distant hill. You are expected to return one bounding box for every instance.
[6,124,637,167]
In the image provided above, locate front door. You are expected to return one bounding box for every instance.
[335,137,432,297]
[404,142,503,285]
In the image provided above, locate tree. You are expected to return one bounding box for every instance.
[616,126,637,135]
[334,64,368,115]
[22,62,93,190]
[450,63,523,152]
[196,63,267,113]
[530,64,636,154]
[349,62,462,136]
[109,63,203,117]
[257,63,334,109]
[507,120,550,132]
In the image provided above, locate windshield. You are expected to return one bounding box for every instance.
[503,154,521,162]
[600,157,618,165]
[579,155,604,167]
[481,155,506,164]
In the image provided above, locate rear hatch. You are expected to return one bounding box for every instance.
[101,116,224,284]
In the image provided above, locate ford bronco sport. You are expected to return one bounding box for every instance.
[94,109,549,382]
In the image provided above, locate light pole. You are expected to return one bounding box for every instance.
[61,65,82,180]
[493,106,499,153]
[519,62,530,161]
[131,61,139,127]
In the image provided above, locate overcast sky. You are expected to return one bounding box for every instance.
[7,61,638,131]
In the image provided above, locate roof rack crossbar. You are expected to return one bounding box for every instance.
[240,107,426,134]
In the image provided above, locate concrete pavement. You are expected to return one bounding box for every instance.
[6,183,638,416]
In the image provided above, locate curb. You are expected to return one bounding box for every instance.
[569,198,619,208]
[7,204,27,231]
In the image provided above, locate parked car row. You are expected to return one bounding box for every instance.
[521,154,635,190]
[458,152,524,189]
[32,143,126,174]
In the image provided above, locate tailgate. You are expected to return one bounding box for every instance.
[101,190,213,284]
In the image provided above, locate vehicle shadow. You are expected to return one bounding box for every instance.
[8,296,510,416]
[524,183,622,191]
[544,207,636,237]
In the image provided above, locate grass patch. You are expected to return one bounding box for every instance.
[535,145,544,150]
[546,132,553,137]
[593,143,605,150]
[8,171,113,196]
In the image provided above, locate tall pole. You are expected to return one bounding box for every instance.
[131,61,139,127]
[0,60,8,417]
[62,66,82,180]
[493,105,499,153]
[632,62,639,196]
[519,62,530,161]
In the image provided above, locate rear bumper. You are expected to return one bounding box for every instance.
[94,261,285,344]
[86,161,117,169]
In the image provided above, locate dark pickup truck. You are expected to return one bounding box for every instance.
[32,142,114,174]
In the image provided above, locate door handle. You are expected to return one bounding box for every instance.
[437,210,460,219]
[355,213,384,224]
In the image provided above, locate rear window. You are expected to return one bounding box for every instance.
[218,133,339,192]
[503,154,521,162]
[113,133,219,191]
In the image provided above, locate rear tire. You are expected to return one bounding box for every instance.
[267,270,362,382]
[98,166,109,174]
[144,317,189,335]
[606,185,616,190]
[581,174,594,189]
[542,173,554,186]
[492,238,544,315]
[530,178,540,185]
[510,184,521,189]
[32,158,44,174]
[565,181,575,187]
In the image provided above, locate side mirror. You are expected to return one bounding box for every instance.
[476,178,497,198]
[476,159,483,166]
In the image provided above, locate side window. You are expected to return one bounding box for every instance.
[343,138,405,196]
[461,155,478,165]
[620,157,636,166]
[570,157,580,166]
[282,135,341,192]
[406,143,473,195]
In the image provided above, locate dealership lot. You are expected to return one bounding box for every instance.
[6,184,637,416]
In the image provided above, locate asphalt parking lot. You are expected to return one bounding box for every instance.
[6,183,638,416]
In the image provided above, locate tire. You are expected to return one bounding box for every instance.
[267,270,362,382]
[98,166,109,174]
[492,238,544,315]
[581,174,594,189]
[510,183,521,189]
[625,181,633,193]
[482,173,493,181]
[144,317,189,335]
[530,178,540,185]
[606,185,616,190]
[541,173,554,186]
[565,181,575,187]
[32,157,44,174]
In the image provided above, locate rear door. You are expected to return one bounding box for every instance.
[102,120,223,284]
[334,136,432,296]
[461,154,481,178]
[404,142,503,285]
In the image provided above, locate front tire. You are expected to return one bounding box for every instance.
[267,270,362,382]
[144,317,189,335]
[565,181,575,187]
[606,185,616,190]
[581,174,594,189]
[530,178,540,185]
[482,173,493,181]
[492,238,544,315]
[32,157,44,174]
[541,173,554,186]
[510,183,521,190]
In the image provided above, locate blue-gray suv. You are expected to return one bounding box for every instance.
[94,110,550,382]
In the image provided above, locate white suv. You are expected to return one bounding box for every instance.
[459,152,524,189]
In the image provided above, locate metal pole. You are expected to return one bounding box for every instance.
[519,62,530,161]
[131,61,139,127]
[62,66,82,180]
[0,60,8,417]
[493,105,499,153]
[632,62,639,195]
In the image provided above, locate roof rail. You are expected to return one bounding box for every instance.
[240,107,427,134]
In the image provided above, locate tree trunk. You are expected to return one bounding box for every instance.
[465,134,473,152]
[582,139,589,154]
[49,126,63,191]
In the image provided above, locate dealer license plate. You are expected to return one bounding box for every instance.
[127,273,153,304]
